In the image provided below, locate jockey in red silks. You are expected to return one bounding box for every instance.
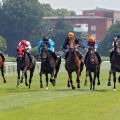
[17,40,34,63]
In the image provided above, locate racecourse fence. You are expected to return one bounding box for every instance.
[4,61,110,76]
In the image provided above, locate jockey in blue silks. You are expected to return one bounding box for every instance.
[36,36,57,60]
[110,34,120,62]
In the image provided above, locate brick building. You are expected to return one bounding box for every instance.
[43,8,120,41]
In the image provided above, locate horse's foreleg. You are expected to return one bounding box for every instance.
[21,67,27,83]
[50,70,55,86]
[68,72,75,89]
[29,69,34,89]
[84,70,89,86]
[108,70,112,86]
[97,71,100,85]
[1,65,6,83]
[93,71,97,91]
[16,69,20,87]
[113,71,116,91]
[24,72,28,86]
[40,71,43,88]
[67,79,71,87]
[76,69,80,88]
[46,73,49,90]
[20,71,24,83]
[89,72,92,90]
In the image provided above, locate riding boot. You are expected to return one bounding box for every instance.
[64,51,69,59]
[95,52,101,63]
[50,51,57,61]
[110,51,114,63]
[84,52,88,64]
[76,51,82,60]
[27,53,34,64]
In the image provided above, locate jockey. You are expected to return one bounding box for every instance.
[63,32,82,59]
[110,34,120,62]
[17,40,34,63]
[36,36,58,61]
[85,36,101,63]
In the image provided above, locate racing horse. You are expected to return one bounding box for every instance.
[16,46,36,88]
[84,48,101,90]
[108,39,120,90]
[65,38,83,89]
[0,53,6,83]
[39,43,61,89]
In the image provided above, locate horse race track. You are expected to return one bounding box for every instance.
[0,66,120,120]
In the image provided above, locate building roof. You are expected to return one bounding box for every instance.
[43,15,112,20]
[83,7,120,13]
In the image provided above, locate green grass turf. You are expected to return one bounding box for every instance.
[0,69,120,120]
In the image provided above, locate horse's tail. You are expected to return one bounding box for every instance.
[0,53,5,62]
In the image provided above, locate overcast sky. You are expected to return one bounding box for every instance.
[39,0,120,15]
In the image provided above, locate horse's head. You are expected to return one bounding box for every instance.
[88,48,97,64]
[68,38,76,52]
[115,40,120,55]
[17,46,25,61]
[40,43,49,62]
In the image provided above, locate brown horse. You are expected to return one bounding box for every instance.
[108,39,120,90]
[0,53,6,83]
[65,38,83,89]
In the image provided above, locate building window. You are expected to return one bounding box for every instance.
[91,25,96,31]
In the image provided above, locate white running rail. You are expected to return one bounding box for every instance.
[4,61,110,76]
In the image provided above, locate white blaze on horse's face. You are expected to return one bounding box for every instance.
[116,40,120,54]
[42,53,47,59]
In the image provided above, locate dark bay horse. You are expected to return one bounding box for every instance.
[16,46,36,88]
[84,48,101,90]
[0,53,6,83]
[108,40,120,90]
[40,44,61,89]
[65,38,83,89]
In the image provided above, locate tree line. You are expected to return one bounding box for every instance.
[0,0,75,56]
[0,0,119,56]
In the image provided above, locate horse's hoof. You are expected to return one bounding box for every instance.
[25,83,28,86]
[107,82,111,86]
[20,80,23,83]
[113,88,116,91]
[46,87,48,90]
[4,80,6,83]
[53,80,56,86]
[77,85,80,88]
[72,86,75,89]
[40,84,43,88]
[50,79,53,84]
[97,82,100,85]
[67,84,70,87]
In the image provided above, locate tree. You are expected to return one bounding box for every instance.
[0,0,44,55]
[0,35,7,52]
[98,21,120,56]
[53,18,73,51]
